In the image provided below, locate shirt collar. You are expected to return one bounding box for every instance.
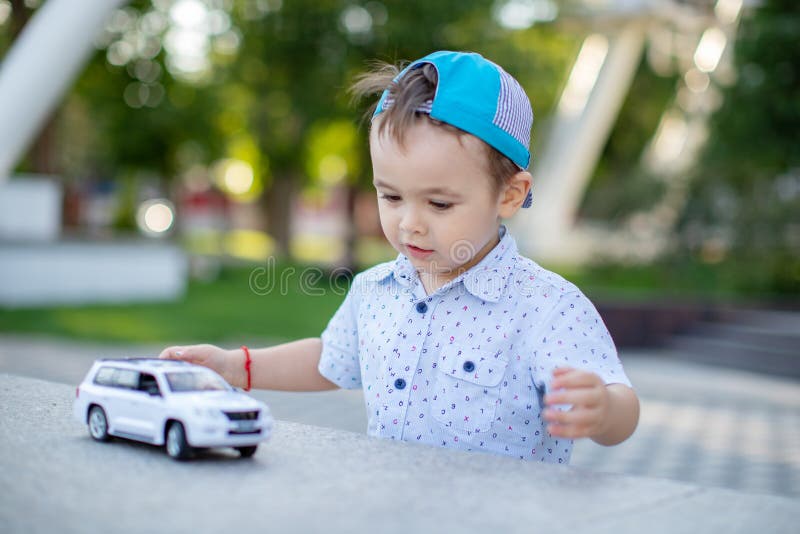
[370,225,518,303]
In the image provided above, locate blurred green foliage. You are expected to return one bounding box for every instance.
[0,0,578,207]
[677,0,800,294]
[1,0,797,301]
[5,0,577,251]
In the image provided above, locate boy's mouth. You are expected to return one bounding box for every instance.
[405,244,434,259]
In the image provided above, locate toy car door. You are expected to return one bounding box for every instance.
[122,372,166,442]
[106,368,145,437]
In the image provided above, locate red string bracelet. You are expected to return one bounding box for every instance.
[241,345,252,391]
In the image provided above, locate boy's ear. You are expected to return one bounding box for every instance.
[498,171,532,218]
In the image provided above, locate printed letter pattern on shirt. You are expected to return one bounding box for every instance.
[319,226,631,463]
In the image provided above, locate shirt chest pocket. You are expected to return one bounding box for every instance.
[431,345,509,436]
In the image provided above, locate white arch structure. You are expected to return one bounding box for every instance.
[0,0,129,181]
[510,0,750,263]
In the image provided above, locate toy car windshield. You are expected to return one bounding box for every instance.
[165,370,230,393]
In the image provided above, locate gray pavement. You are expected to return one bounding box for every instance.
[1,334,798,498]
[1,373,798,534]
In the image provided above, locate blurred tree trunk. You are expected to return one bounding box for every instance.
[9,0,60,176]
[264,174,295,257]
[341,184,358,275]
[9,0,31,38]
[27,115,59,174]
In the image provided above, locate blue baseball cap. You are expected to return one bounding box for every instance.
[373,50,534,208]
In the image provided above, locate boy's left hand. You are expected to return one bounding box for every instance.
[543,367,610,440]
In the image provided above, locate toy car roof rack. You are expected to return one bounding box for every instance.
[97,358,193,366]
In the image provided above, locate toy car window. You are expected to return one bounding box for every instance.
[138,373,161,395]
[112,369,139,390]
[165,371,229,393]
[94,367,115,386]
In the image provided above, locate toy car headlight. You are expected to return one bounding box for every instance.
[193,407,224,419]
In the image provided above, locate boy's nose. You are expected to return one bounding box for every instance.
[398,207,426,235]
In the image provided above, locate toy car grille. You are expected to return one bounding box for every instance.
[228,429,262,436]
[224,410,259,421]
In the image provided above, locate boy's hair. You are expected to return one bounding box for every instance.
[350,61,521,197]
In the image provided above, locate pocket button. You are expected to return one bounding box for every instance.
[462,360,475,373]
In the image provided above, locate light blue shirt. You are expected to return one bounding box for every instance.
[319,226,631,463]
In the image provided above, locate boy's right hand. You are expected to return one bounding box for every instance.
[158,344,241,387]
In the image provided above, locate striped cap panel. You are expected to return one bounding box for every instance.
[493,68,533,151]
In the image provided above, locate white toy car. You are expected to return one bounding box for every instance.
[74,358,273,460]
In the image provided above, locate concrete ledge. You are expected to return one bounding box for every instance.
[1,374,797,533]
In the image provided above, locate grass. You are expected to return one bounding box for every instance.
[0,264,349,346]
[1,257,796,346]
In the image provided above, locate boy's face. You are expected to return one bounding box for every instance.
[370,119,508,292]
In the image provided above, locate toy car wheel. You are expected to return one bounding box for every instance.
[88,406,110,442]
[165,422,192,460]
[236,445,258,458]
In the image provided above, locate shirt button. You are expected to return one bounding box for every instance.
[415,302,428,313]
[463,361,475,373]
[394,378,406,390]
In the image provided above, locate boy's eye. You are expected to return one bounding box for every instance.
[430,201,452,210]
[380,194,401,202]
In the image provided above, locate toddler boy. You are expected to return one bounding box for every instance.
[161,51,639,463]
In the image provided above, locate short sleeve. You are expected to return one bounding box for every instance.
[318,275,363,389]
[529,290,631,393]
